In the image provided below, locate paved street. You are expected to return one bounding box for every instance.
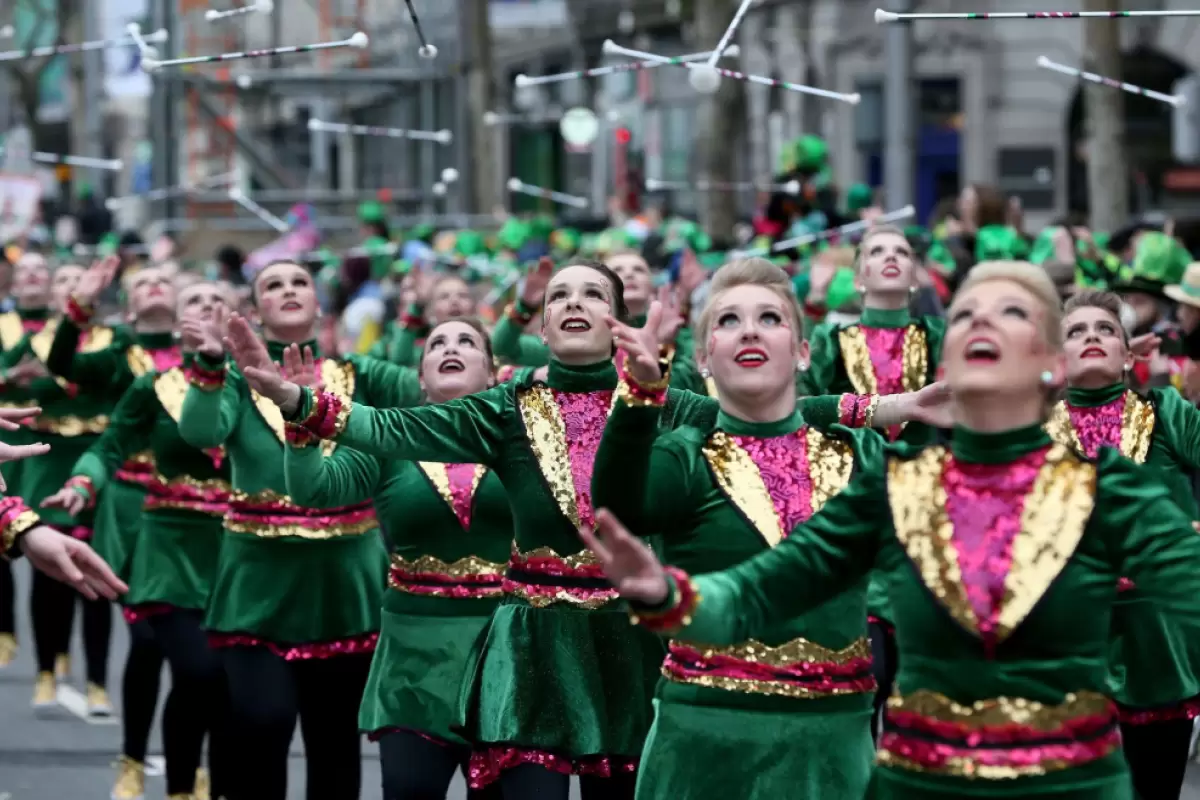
[0,559,1197,799]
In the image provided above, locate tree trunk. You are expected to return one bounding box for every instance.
[1082,0,1129,231]
[693,0,746,239]
[463,0,500,215]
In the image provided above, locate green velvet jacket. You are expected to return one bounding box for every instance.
[641,425,1200,798]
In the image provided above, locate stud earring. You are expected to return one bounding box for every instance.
[1040,370,1054,386]
[796,362,806,373]
[700,368,711,379]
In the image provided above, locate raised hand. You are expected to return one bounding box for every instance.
[75,255,120,307]
[222,314,290,404]
[0,405,40,431]
[19,526,127,600]
[519,257,553,308]
[40,484,88,516]
[677,248,706,297]
[281,343,322,390]
[579,509,670,605]
[179,304,226,358]
[653,285,686,347]
[607,300,669,385]
[908,381,953,429]
[1129,333,1161,362]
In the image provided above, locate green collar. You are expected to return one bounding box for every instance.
[1066,383,1126,408]
[266,338,321,363]
[859,307,911,329]
[950,423,1052,464]
[546,358,617,392]
[717,408,804,437]
[17,306,49,321]
[137,331,177,350]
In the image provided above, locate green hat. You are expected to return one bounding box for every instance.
[974,224,1030,262]
[455,230,486,257]
[780,135,828,173]
[825,267,859,311]
[845,184,873,212]
[496,218,530,251]
[551,228,581,253]
[358,201,386,224]
[408,223,435,243]
[1116,231,1190,294]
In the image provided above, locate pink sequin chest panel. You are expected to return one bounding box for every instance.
[943,450,1047,645]
[730,430,815,535]
[862,327,907,395]
[445,463,478,529]
[552,389,612,529]
[1066,398,1125,458]
[148,346,184,372]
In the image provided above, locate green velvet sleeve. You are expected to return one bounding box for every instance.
[1096,449,1200,615]
[661,388,719,430]
[69,377,157,494]
[283,439,383,508]
[1152,387,1200,471]
[491,315,551,367]
[922,314,946,370]
[350,354,424,409]
[178,354,243,450]
[387,323,425,367]
[303,383,510,466]
[46,320,131,389]
[799,322,841,396]
[659,448,888,645]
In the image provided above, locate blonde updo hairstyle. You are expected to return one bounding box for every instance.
[954,260,1064,414]
[694,257,807,362]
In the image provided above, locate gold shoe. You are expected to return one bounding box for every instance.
[194,767,211,800]
[111,754,145,800]
[31,671,55,709]
[54,652,70,679]
[87,682,113,717]
[0,633,15,667]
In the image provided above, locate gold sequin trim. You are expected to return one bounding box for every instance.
[807,428,855,511]
[0,509,39,556]
[251,358,355,457]
[702,430,782,546]
[506,583,617,610]
[154,367,189,423]
[839,325,927,433]
[127,450,155,466]
[223,487,376,539]
[416,462,487,525]
[514,544,603,568]
[27,414,109,436]
[663,636,872,699]
[126,345,156,377]
[29,318,113,362]
[885,688,1113,729]
[1043,401,1079,453]
[0,312,23,352]
[1046,391,1155,464]
[704,376,718,397]
[888,445,1095,641]
[390,552,506,577]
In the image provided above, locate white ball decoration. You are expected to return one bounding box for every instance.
[432,182,447,196]
[688,65,721,95]
[418,44,438,59]
[441,168,459,184]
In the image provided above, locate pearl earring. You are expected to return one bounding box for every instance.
[1040,370,1054,386]
[700,368,711,379]
[795,362,806,373]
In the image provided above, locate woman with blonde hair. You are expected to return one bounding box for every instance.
[584,260,1200,799]
[590,257,883,799]
[1050,288,1200,800]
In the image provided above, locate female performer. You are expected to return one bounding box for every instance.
[40,260,181,799]
[372,271,476,367]
[177,260,422,800]
[1048,289,1200,800]
[44,280,235,800]
[800,223,946,730]
[1,260,113,712]
[591,258,880,799]
[584,260,1200,799]
[282,318,508,800]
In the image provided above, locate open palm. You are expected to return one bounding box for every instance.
[579,509,670,604]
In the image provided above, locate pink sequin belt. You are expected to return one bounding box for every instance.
[223,490,376,539]
[662,636,875,700]
[502,547,618,610]
[142,473,230,516]
[388,553,505,599]
[877,689,1120,779]
[208,631,379,660]
[115,457,159,489]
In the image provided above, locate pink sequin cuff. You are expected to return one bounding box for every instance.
[1116,577,1136,593]
[185,360,226,391]
[837,393,878,428]
[295,390,349,441]
[468,745,637,788]
[208,631,379,660]
[629,567,700,633]
[1118,695,1200,725]
[65,295,94,327]
[64,476,97,509]
[615,348,669,407]
[0,496,38,558]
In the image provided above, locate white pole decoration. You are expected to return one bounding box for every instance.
[206,0,275,23]
[230,189,290,232]
[514,45,739,88]
[1036,55,1184,106]
[506,178,588,209]
[142,31,367,71]
[307,118,452,144]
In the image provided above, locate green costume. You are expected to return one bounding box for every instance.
[1046,384,1200,721]
[638,424,1200,798]
[0,307,51,503]
[65,364,230,614]
[592,379,879,799]
[282,440,512,745]
[44,307,181,577]
[177,341,421,652]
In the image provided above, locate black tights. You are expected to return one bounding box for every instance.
[377,730,502,800]
[499,764,637,800]
[121,620,164,762]
[31,569,112,685]
[0,558,14,635]
[222,645,371,800]
[868,620,898,743]
[150,610,233,797]
[1120,717,1194,800]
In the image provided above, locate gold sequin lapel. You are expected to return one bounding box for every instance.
[29,319,113,362]
[888,444,1096,642]
[126,345,155,377]
[0,312,23,352]
[417,462,487,529]
[251,358,355,457]
[807,428,856,511]
[838,324,929,396]
[154,367,189,423]
[1045,392,1154,464]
